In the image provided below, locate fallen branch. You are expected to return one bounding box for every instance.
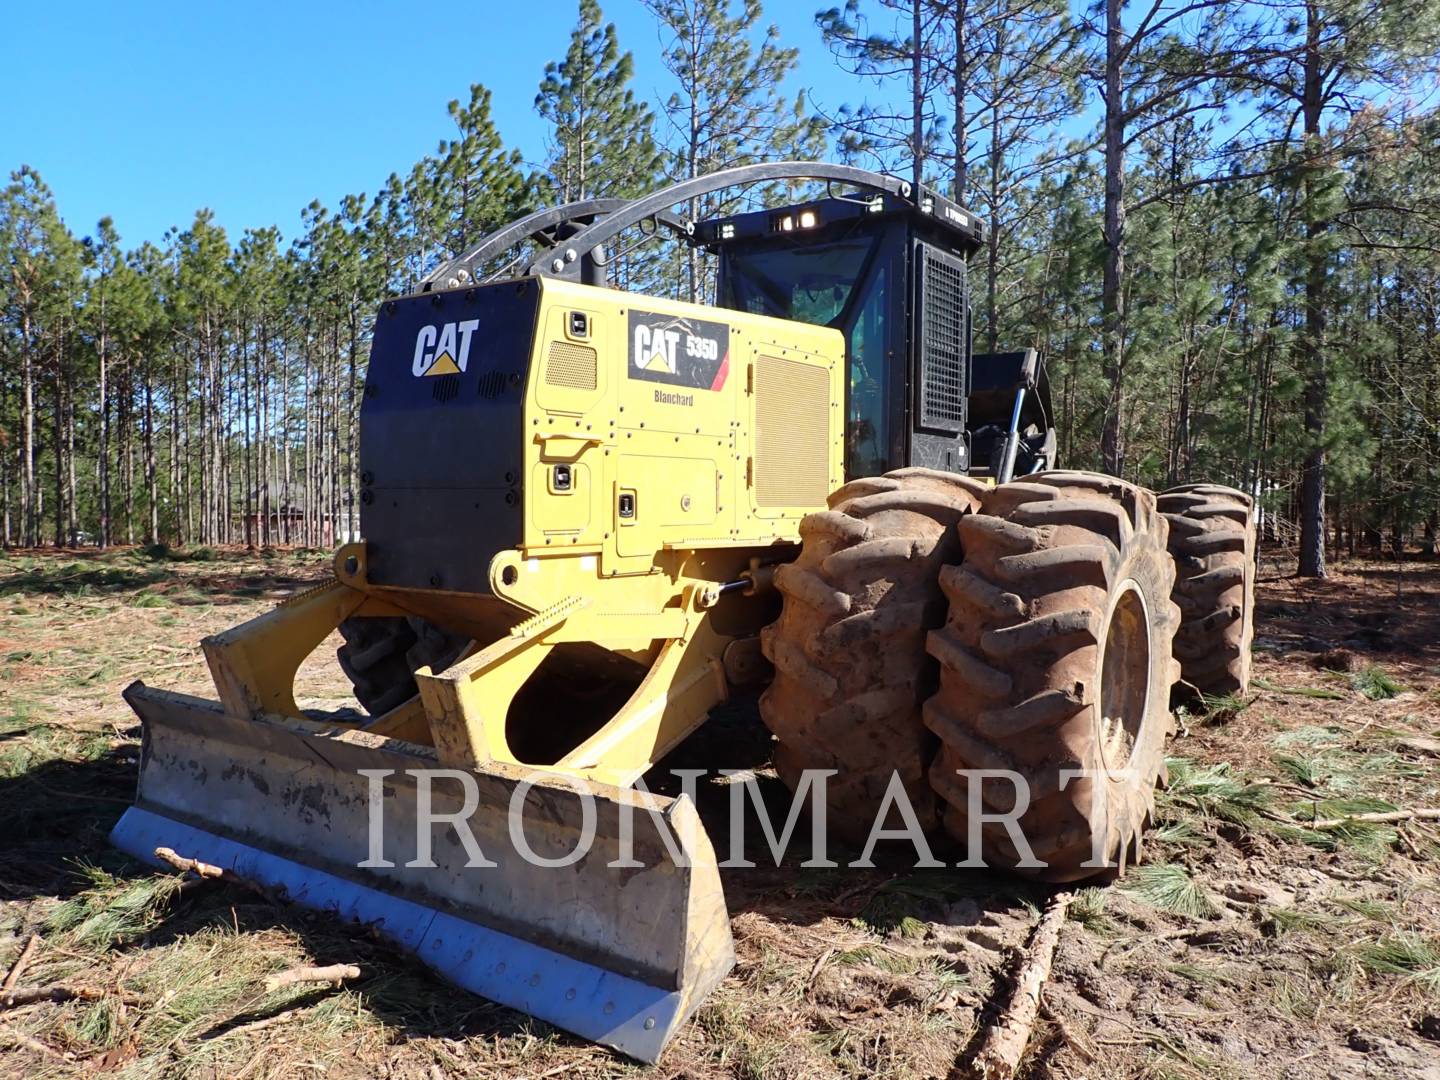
[201,1005,305,1041]
[1,984,146,1010]
[1307,808,1440,829]
[154,847,280,902]
[154,846,228,880]
[1397,826,1426,859]
[968,891,1072,1080]
[1099,925,1206,967]
[264,964,361,992]
[805,947,836,995]
[0,1024,72,1061]
[1039,1000,1096,1064]
[2,935,40,994]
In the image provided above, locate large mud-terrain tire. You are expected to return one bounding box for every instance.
[923,472,1181,881]
[337,616,468,716]
[1158,484,1256,697]
[759,469,986,844]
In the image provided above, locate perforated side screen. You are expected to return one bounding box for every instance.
[754,354,830,507]
[917,244,968,433]
[545,340,598,390]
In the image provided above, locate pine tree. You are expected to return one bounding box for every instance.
[1084,0,1253,477]
[644,0,827,300]
[83,216,124,546]
[816,0,1081,349]
[104,239,163,544]
[171,211,232,544]
[537,0,663,203]
[0,167,83,546]
[435,84,531,261]
[815,0,949,189]
[964,0,1080,350]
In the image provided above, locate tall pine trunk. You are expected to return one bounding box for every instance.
[911,0,923,196]
[1100,0,1127,476]
[20,310,36,547]
[98,296,111,547]
[53,336,66,547]
[953,1,967,203]
[1297,5,1327,578]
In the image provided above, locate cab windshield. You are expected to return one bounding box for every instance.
[721,237,877,326]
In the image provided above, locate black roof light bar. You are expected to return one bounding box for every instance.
[693,182,986,252]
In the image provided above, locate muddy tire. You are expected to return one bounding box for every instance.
[337,616,468,716]
[759,468,986,844]
[922,471,1181,881]
[1158,484,1256,697]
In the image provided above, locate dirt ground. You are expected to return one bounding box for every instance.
[0,544,1438,1079]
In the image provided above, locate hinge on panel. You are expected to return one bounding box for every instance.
[746,458,754,487]
[746,363,754,394]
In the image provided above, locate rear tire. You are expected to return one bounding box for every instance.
[337,616,468,716]
[922,472,1181,881]
[1158,484,1256,697]
[759,468,986,844]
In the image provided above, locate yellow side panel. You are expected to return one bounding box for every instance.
[535,301,607,415]
[528,460,593,535]
[521,279,844,575]
[615,453,719,558]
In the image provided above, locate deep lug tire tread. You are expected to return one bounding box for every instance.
[337,616,469,716]
[759,468,987,843]
[923,471,1182,882]
[1158,484,1256,697]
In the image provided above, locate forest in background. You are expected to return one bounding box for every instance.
[2,0,1438,576]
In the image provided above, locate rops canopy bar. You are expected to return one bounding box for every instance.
[522,161,912,278]
[423,198,687,291]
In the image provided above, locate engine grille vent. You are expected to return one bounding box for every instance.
[430,374,460,403]
[546,340,598,391]
[753,354,830,507]
[917,244,967,433]
[476,370,507,399]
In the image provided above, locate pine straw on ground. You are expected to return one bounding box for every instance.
[1,546,1439,1079]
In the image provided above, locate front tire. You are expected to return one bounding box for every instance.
[922,472,1181,881]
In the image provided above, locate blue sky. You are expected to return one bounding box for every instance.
[0,0,876,249]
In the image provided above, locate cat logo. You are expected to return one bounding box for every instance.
[627,310,729,391]
[412,319,480,377]
[636,325,680,374]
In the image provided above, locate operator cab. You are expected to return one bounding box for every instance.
[697,186,1053,481]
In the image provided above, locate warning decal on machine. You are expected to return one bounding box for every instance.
[627,310,730,392]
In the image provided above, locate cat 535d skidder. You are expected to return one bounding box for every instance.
[113,163,1255,1062]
